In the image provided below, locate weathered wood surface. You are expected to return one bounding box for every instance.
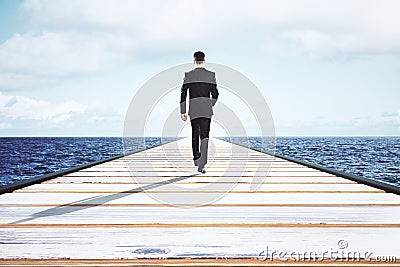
[0,137,399,266]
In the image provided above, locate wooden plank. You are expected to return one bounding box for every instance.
[82,167,316,172]
[1,259,399,266]
[2,206,400,225]
[100,165,309,168]
[2,223,400,228]
[16,183,383,193]
[1,192,399,205]
[43,177,362,184]
[63,171,337,177]
[0,228,399,259]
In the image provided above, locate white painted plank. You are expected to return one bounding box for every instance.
[0,228,399,259]
[63,171,336,177]
[1,192,399,205]
[82,167,321,172]
[45,176,356,184]
[17,183,383,192]
[2,206,400,224]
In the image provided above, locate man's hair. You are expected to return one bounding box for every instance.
[193,51,205,63]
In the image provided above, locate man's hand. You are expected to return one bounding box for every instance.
[181,113,187,121]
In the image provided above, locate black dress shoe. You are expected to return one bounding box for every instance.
[198,167,206,174]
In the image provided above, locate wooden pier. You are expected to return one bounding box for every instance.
[0,137,399,266]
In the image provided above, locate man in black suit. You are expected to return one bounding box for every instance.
[180,51,219,173]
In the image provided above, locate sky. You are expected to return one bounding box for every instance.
[0,0,399,137]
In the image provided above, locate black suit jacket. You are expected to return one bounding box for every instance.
[180,67,219,120]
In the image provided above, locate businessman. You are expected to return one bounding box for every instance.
[180,51,219,173]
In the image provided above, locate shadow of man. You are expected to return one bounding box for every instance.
[11,173,200,224]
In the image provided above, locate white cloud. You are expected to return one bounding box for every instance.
[0,0,397,87]
[0,32,135,76]
[20,0,400,55]
[0,29,136,90]
[0,72,57,90]
[0,91,127,134]
[0,91,86,123]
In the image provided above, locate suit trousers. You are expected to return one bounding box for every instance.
[190,117,211,160]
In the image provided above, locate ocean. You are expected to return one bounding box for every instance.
[0,136,399,188]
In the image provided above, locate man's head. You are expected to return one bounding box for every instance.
[193,51,205,66]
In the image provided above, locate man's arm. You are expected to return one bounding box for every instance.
[211,73,219,106]
[180,72,189,121]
